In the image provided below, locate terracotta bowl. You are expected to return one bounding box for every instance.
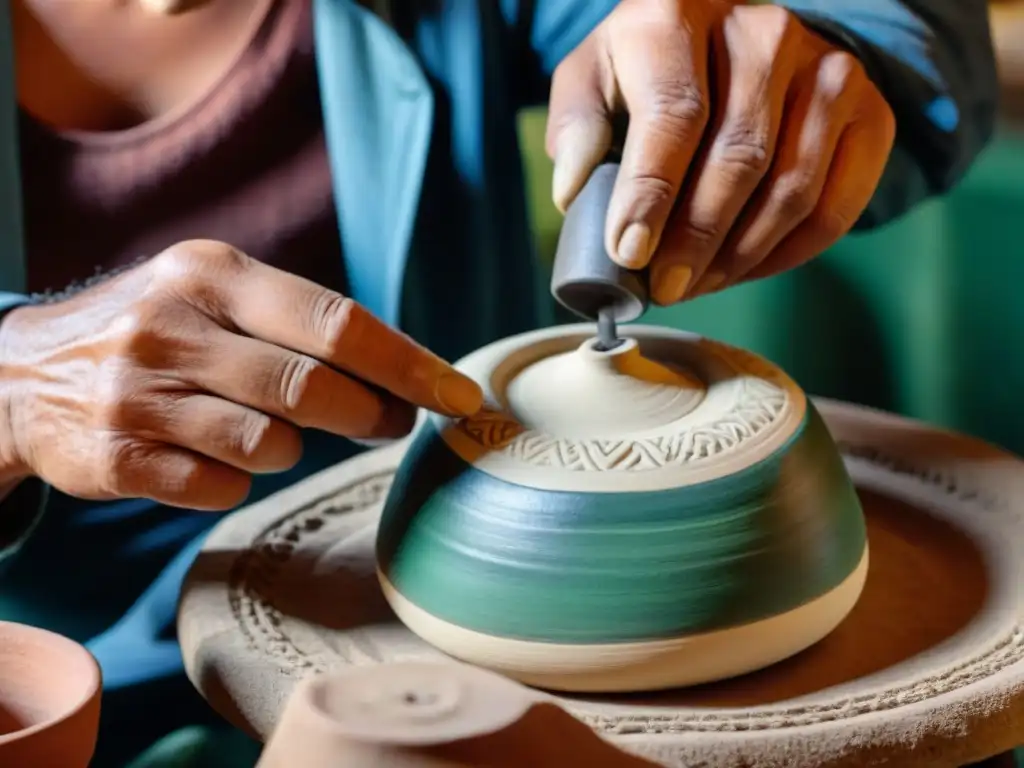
[0,620,102,767]
[376,324,868,693]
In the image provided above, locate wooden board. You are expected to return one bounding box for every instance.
[178,399,1024,767]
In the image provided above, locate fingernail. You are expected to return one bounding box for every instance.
[435,373,484,417]
[552,120,613,213]
[652,264,693,305]
[140,0,185,13]
[694,271,727,296]
[552,155,581,214]
[617,223,652,269]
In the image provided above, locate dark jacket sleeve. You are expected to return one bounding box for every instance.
[0,479,49,576]
[517,0,999,230]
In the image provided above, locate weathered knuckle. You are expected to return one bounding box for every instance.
[99,436,146,495]
[771,173,819,220]
[211,242,250,271]
[276,354,320,414]
[646,81,709,129]
[149,240,248,291]
[714,131,772,178]
[161,455,206,499]
[629,173,678,208]
[680,218,723,247]
[817,51,866,101]
[149,243,202,285]
[232,411,274,460]
[311,293,359,357]
[176,239,248,269]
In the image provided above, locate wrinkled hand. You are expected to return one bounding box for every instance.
[0,241,483,510]
[547,0,896,304]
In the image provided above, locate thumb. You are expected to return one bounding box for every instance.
[546,47,615,214]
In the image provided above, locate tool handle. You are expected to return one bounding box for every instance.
[550,162,650,323]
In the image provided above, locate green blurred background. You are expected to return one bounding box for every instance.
[518,109,1024,457]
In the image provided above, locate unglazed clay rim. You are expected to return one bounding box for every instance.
[295,661,536,747]
[375,548,869,693]
[434,324,807,493]
[178,398,1024,767]
[0,621,102,746]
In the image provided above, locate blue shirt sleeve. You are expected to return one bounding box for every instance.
[514,0,999,230]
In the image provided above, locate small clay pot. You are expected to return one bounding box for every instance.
[0,620,102,767]
[257,661,656,767]
[376,324,868,693]
[257,661,534,767]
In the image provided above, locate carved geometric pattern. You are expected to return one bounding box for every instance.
[457,377,787,471]
[223,446,1024,757]
[228,473,395,676]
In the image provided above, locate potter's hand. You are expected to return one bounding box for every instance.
[0,241,483,511]
[547,0,896,304]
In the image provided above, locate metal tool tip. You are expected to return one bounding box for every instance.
[595,306,624,352]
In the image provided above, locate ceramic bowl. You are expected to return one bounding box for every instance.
[376,324,868,693]
[0,620,102,767]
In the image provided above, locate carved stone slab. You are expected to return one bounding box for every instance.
[178,398,1024,767]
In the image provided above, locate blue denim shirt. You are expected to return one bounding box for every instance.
[0,0,998,763]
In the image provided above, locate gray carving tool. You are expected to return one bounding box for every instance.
[550,161,649,351]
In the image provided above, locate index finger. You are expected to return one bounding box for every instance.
[605,11,712,270]
[220,258,483,418]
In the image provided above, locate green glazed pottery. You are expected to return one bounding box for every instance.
[376,323,868,693]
